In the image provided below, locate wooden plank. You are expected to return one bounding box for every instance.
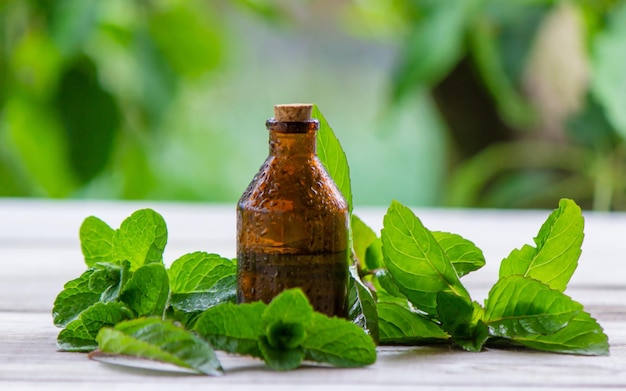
[0,199,236,243]
[2,200,626,390]
[3,200,625,286]
[1,312,625,389]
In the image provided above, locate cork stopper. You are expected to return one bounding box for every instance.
[274,104,313,122]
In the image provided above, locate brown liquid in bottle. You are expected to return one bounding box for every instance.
[236,104,349,317]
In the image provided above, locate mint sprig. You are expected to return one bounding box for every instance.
[368,198,609,355]
[80,209,167,271]
[312,108,606,356]
[194,288,377,370]
[53,208,377,373]
[381,200,471,317]
[499,199,584,291]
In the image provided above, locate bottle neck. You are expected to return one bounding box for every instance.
[266,119,319,157]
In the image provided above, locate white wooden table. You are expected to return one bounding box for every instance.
[1,199,625,390]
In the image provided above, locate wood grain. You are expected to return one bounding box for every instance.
[1,199,625,389]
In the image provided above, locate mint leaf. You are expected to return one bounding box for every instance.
[168,252,236,293]
[484,276,581,337]
[437,292,488,352]
[53,263,128,327]
[313,104,353,212]
[114,209,168,271]
[352,214,379,270]
[120,263,170,317]
[53,269,102,327]
[166,308,203,329]
[348,265,379,343]
[499,198,584,292]
[261,288,313,326]
[95,317,223,375]
[88,262,130,303]
[511,311,609,356]
[373,268,406,301]
[381,200,470,316]
[78,209,167,271]
[80,216,115,267]
[432,231,485,277]
[195,289,376,369]
[57,302,133,352]
[258,289,313,369]
[365,238,384,272]
[258,337,305,370]
[261,289,376,369]
[351,214,384,272]
[377,302,448,345]
[168,252,236,312]
[265,320,307,350]
[303,312,377,367]
[194,301,266,358]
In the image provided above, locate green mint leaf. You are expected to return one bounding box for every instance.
[194,301,266,358]
[313,104,353,212]
[88,262,131,303]
[484,276,581,337]
[168,252,235,292]
[377,302,448,345]
[373,269,406,301]
[365,238,384,272]
[114,209,168,270]
[258,337,305,371]
[303,312,377,367]
[95,317,223,375]
[352,214,379,270]
[266,321,307,350]
[464,302,489,352]
[436,292,488,352]
[259,317,307,370]
[57,302,133,352]
[168,252,236,312]
[53,269,102,327]
[261,288,314,326]
[499,198,584,292]
[436,291,473,338]
[256,289,313,370]
[351,214,384,272]
[53,263,129,327]
[381,200,470,316]
[80,216,115,267]
[348,266,379,343]
[120,263,170,317]
[194,290,375,369]
[78,209,168,271]
[166,308,204,329]
[170,277,236,313]
[432,231,485,277]
[511,311,609,356]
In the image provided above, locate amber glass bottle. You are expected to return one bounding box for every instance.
[236,104,349,318]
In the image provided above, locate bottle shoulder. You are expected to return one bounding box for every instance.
[238,156,348,213]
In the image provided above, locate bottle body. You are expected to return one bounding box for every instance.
[237,118,349,317]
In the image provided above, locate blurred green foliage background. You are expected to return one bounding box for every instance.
[1,0,625,209]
